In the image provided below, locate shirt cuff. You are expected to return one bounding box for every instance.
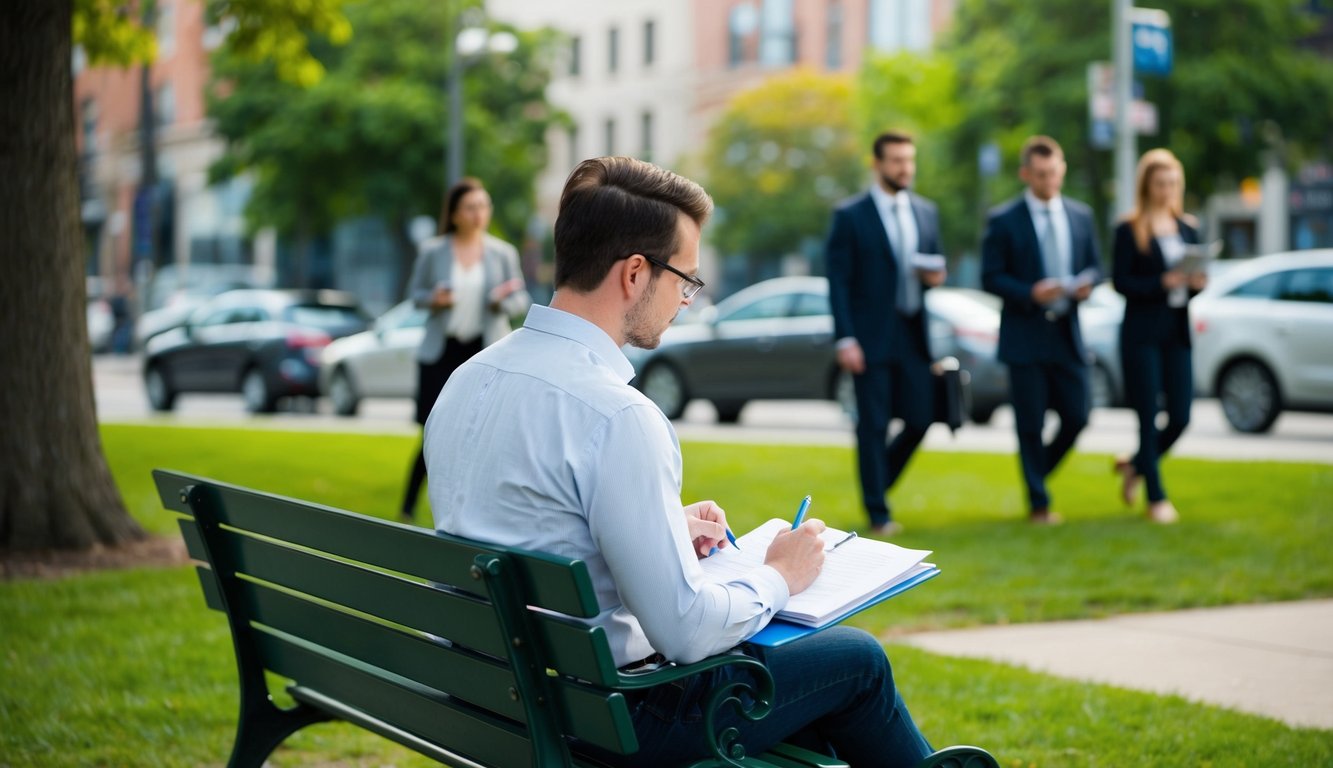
[835,337,859,351]
[751,563,791,612]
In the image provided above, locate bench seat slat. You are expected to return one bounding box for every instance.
[255,629,539,768]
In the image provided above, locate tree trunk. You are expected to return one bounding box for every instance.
[0,0,144,552]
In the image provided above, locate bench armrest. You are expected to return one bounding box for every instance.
[613,649,775,767]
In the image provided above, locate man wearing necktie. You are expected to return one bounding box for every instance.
[982,136,1101,524]
[826,131,946,536]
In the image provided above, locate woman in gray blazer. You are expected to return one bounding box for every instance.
[400,178,531,520]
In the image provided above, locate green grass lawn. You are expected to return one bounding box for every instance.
[2,423,1329,766]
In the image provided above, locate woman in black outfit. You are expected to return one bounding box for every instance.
[1111,149,1207,524]
[400,178,530,521]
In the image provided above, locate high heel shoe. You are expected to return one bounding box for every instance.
[1113,456,1139,507]
[1147,500,1179,524]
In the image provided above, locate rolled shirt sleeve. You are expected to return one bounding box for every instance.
[583,403,789,664]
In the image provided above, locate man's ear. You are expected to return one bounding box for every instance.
[620,254,649,297]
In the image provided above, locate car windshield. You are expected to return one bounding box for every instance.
[285,305,365,331]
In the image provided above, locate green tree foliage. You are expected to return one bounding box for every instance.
[701,69,866,278]
[940,0,1333,250]
[207,0,563,280]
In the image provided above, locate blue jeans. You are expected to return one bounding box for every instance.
[594,627,932,767]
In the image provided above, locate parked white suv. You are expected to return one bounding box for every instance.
[1190,250,1333,433]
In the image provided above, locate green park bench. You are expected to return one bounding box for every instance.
[155,469,999,768]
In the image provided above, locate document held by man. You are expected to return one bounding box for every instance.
[700,518,939,646]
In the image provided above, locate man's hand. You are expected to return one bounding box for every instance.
[764,520,826,595]
[1188,271,1208,292]
[919,267,947,288]
[684,500,729,558]
[836,341,865,375]
[1031,278,1064,305]
[1071,281,1094,301]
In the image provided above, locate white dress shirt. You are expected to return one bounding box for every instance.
[444,260,485,342]
[1024,189,1072,279]
[425,304,790,667]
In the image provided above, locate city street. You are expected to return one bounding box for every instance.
[93,353,1333,464]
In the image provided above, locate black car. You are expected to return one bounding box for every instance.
[143,289,370,413]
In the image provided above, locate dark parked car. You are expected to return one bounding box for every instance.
[143,289,370,413]
[624,276,1009,424]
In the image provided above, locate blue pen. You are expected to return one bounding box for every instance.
[709,527,741,557]
[792,495,812,529]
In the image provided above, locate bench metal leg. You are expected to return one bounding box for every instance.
[916,745,1000,768]
[227,697,331,768]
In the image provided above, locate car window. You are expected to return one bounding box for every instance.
[231,307,267,323]
[198,307,251,326]
[1227,272,1283,299]
[1277,268,1333,304]
[286,305,365,330]
[791,292,831,317]
[719,294,792,322]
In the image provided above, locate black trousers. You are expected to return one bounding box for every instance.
[1121,340,1193,503]
[1007,359,1089,511]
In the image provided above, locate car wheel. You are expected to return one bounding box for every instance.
[144,365,175,412]
[639,362,688,420]
[712,400,746,424]
[1218,359,1280,433]
[242,368,277,414]
[329,367,360,417]
[832,368,857,423]
[1090,362,1116,409]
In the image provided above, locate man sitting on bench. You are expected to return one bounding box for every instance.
[424,156,935,768]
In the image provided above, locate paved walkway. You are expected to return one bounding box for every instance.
[898,599,1333,730]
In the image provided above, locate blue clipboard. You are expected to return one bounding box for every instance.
[744,567,941,648]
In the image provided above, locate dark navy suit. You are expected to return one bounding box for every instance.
[826,190,941,527]
[981,195,1101,512]
[1112,218,1199,503]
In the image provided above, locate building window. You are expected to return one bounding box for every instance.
[640,111,653,162]
[643,19,656,67]
[569,35,581,77]
[155,1,175,58]
[826,0,844,69]
[155,83,176,128]
[80,97,98,154]
[728,3,758,68]
[759,0,796,66]
[568,123,580,170]
[608,26,619,74]
[868,0,931,52]
[604,118,616,156]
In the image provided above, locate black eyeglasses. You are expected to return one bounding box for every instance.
[632,253,706,299]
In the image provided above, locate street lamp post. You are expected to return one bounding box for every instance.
[446,23,517,189]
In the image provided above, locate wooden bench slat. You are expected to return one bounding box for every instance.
[177,518,207,562]
[255,629,540,768]
[193,565,224,612]
[215,528,509,655]
[240,580,528,723]
[158,469,600,618]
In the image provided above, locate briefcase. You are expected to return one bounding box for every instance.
[931,356,966,433]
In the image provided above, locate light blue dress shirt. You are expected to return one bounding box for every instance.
[425,304,790,666]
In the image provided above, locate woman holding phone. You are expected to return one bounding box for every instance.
[400,177,530,521]
[1111,149,1206,524]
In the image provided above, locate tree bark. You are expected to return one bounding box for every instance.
[0,0,143,552]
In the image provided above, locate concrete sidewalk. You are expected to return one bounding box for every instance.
[897,599,1333,730]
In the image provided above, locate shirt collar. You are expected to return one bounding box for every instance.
[870,183,911,213]
[522,303,637,383]
[1025,189,1064,217]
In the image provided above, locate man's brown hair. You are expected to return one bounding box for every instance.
[1020,135,1064,167]
[872,131,914,160]
[554,157,713,292]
